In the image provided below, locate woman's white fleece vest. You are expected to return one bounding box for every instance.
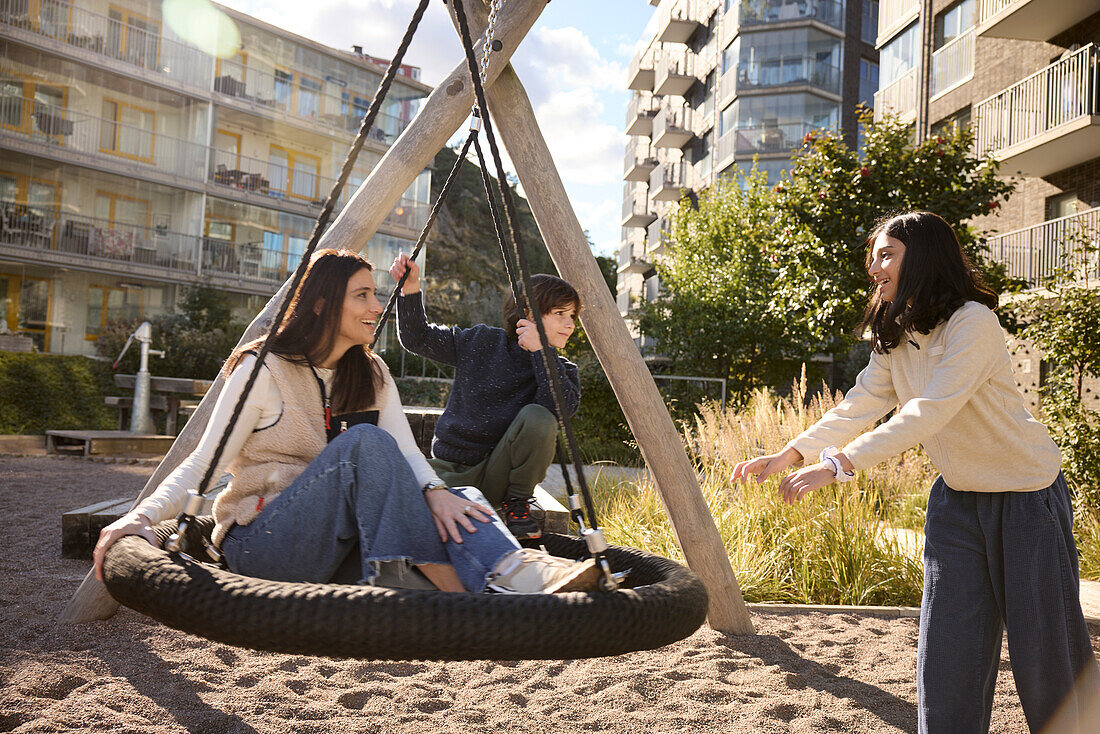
[210,354,327,546]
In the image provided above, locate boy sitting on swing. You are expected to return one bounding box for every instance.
[390,253,580,540]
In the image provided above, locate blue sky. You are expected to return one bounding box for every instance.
[216,0,656,256]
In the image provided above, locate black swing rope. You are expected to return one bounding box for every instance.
[449,0,614,584]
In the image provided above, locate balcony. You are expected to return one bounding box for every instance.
[652,107,695,149]
[733,121,814,156]
[622,186,657,229]
[624,140,659,182]
[0,94,208,184]
[975,45,1100,178]
[213,59,414,143]
[647,216,670,255]
[736,57,842,97]
[654,52,698,97]
[0,0,212,91]
[977,0,1099,43]
[657,0,703,44]
[649,161,689,201]
[626,93,657,136]
[874,66,918,123]
[737,0,845,31]
[617,241,653,275]
[877,0,920,46]
[628,48,656,91]
[717,128,737,168]
[987,207,1100,287]
[931,29,975,98]
[0,204,284,295]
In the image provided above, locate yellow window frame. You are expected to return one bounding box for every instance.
[85,283,144,341]
[269,145,321,201]
[99,96,156,164]
[0,271,54,351]
[1,74,69,144]
[107,4,161,68]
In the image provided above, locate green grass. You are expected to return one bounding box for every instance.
[595,370,1100,603]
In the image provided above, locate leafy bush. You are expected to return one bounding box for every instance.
[0,353,116,434]
[97,286,246,381]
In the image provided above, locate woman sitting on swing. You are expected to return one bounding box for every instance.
[93,248,601,595]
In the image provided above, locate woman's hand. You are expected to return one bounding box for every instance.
[731,446,802,485]
[777,464,836,504]
[423,489,493,543]
[388,252,421,295]
[516,318,541,352]
[93,512,159,581]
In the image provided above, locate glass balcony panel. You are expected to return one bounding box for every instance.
[0,0,213,88]
[734,121,814,155]
[737,57,841,95]
[737,0,844,30]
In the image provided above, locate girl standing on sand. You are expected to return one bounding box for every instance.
[93,249,600,595]
[732,212,1098,733]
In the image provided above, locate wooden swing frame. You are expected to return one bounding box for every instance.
[60,0,754,636]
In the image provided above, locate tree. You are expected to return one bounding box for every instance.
[771,107,1016,352]
[637,109,1017,401]
[637,175,805,404]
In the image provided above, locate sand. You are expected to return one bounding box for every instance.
[2,455,1098,733]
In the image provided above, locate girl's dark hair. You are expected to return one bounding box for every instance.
[860,211,998,353]
[503,274,581,338]
[227,248,382,413]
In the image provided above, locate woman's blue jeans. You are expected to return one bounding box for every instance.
[220,424,520,592]
[918,473,1099,733]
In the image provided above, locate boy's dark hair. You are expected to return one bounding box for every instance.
[859,211,998,354]
[502,274,581,339]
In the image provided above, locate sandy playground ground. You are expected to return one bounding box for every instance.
[1,455,1098,733]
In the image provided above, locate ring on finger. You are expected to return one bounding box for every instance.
[462,505,473,514]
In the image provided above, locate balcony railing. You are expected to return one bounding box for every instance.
[0,203,291,285]
[647,216,670,253]
[737,0,844,30]
[626,92,657,135]
[624,139,659,181]
[622,185,656,228]
[877,0,920,43]
[628,47,657,91]
[0,94,208,181]
[649,161,689,200]
[931,29,975,97]
[0,0,212,88]
[733,121,814,155]
[987,207,1100,287]
[737,57,841,95]
[213,58,414,142]
[654,51,697,97]
[975,44,1100,161]
[652,106,695,148]
[874,66,918,121]
[717,128,737,165]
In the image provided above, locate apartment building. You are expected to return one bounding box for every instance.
[0,0,432,355]
[874,0,1099,287]
[620,0,880,320]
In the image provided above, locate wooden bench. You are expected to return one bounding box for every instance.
[46,430,175,457]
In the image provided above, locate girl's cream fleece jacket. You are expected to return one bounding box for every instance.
[785,301,1061,493]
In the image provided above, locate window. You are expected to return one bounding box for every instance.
[736,27,842,95]
[1,75,67,140]
[934,0,974,49]
[107,6,160,70]
[1047,192,1081,221]
[95,191,149,229]
[100,98,155,162]
[862,0,879,45]
[86,285,142,340]
[213,129,241,169]
[1,273,52,350]
[931,106,971,137]
[859,58,879,109]
[274,69,293,111]
[269,146,321,200]
[880,20,920,86]
[298,75,322,118]
[1,171,60,227]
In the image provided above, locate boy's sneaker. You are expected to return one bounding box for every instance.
[500,495,543,540]
[486,549,601,594]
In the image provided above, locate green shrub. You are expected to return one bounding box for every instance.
[0,353,115,434]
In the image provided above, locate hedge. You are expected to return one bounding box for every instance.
[0,353,116,435]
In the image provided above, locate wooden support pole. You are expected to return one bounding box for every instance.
[59,0,549,624]
[450,0,754,634]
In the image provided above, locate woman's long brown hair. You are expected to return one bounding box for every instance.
[859,211,998,353]
[227,248,382,412]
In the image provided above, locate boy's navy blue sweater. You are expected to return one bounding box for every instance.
[396,291,580,466]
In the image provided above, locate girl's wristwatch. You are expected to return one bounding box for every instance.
[820,446,856,482]
[422,480,449,495]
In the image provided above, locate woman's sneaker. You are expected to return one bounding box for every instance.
[486,549,601,594]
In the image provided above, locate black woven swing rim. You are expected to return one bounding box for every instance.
[103,517,708,661]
